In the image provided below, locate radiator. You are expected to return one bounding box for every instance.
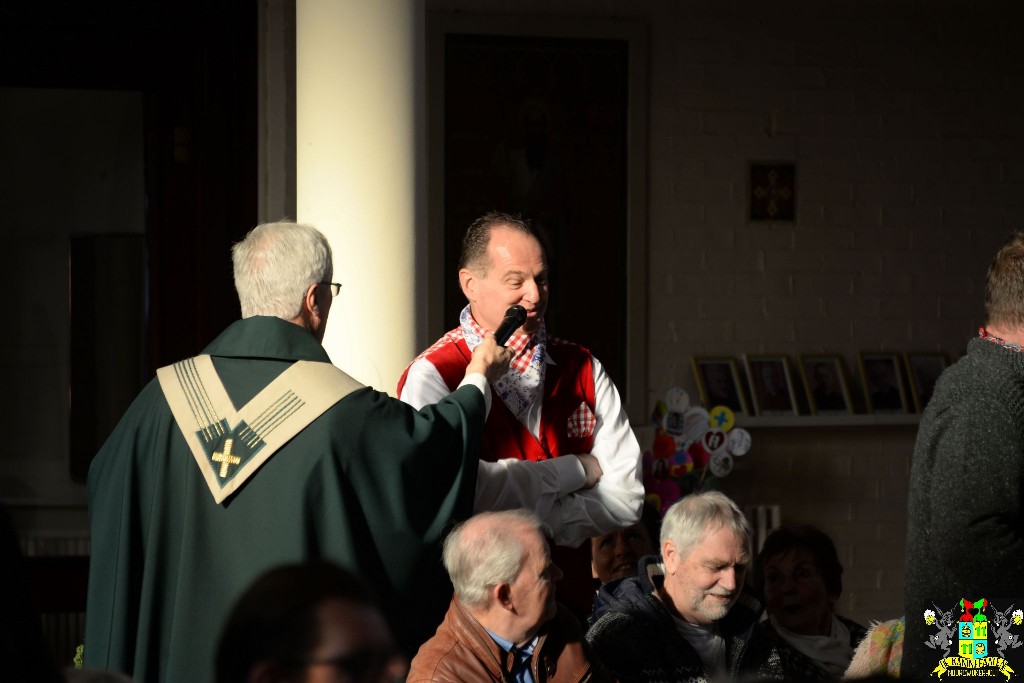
[21,534,91,558]
[20,533,91,669]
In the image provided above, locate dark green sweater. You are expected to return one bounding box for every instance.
[84,317,485,682]
[904,337,1024,679]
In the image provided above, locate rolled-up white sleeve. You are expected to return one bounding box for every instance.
[543,355,644,547]
[401,359,461,410]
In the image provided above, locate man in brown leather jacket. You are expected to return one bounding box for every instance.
[408,509,611,682]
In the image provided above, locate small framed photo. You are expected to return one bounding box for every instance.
[797,354,854,415]
[743,355,799,416]
[858,352,909,414]
[903,352,948,413]
[691,357,749,415]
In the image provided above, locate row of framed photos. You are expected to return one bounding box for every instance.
[691,352,949,417]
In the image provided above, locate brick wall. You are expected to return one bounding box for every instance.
[722,425,915,624]
[429,0,1024,626]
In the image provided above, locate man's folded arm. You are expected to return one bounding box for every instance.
[545,355,644,546]
[400,355,644,547]
[401,359,595,517]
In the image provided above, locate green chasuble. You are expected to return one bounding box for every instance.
[84,317,483,682]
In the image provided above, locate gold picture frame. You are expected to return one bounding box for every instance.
[797,354,854,415]
[858,352,909,414]
[690,356,749,416]
[743,354,798,416]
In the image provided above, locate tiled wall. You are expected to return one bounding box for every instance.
[429,0,1024,625]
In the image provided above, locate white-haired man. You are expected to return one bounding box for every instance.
[409,510,612,682]
[587,491,783,682]
[84,222,512,682]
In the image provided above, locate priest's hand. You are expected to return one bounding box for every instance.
[467,333,513,384]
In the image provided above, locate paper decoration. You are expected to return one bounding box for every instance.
[642,387,754,516]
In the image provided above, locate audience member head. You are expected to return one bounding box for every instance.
[443,509,562,645]
[215,561,405,683]
[756,525,844,637]
[590,502,659,584]
[659,491,752,626]
[231,221,335,341]
[985,231,1024,334]
[457,212,547,336]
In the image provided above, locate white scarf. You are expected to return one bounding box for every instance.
[460,305,547,422]
[770,614,854,677]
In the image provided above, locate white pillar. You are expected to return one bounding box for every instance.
[296,0,424,392]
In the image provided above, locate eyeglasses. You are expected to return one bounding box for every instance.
[319,282,342,297]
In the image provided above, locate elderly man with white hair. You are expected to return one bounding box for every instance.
[84,221,513,682]
[587,491,786,683]
[409,509,612,682]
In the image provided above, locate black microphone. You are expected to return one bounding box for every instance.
[493,305,527,346]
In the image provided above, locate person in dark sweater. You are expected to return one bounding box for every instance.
[903,231,1024,681]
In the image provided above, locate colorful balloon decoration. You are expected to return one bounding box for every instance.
[643,387,753,516]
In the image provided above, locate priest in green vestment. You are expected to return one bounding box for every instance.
[83,221,512,682]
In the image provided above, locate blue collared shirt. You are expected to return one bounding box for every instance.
[486,630,539,683]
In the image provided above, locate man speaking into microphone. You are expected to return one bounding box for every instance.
[398,211,643,614]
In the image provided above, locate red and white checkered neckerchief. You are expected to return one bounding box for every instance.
[460,305,547,421]
[504,331,538,374]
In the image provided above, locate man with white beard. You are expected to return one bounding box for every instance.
[587,491,785,682]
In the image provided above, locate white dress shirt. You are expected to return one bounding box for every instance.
[401,352,644,548]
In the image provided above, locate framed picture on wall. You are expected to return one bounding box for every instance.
[691,356,749,415]
[904,352,947,413]
[858,352,909,414]
[797,354,854,415]
[743,355,798,416]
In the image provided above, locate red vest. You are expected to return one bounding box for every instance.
[399,331,601,620]
[398,331,597,461]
